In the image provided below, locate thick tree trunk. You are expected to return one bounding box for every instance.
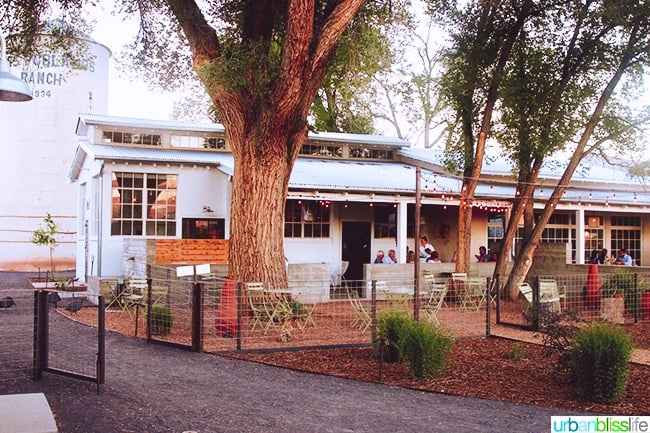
[227,122,306,284]
[455,202,472,273]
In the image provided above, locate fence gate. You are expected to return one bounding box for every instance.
[35,290,105,392]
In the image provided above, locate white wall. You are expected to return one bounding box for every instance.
[0,38,110,271]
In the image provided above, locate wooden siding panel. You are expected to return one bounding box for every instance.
[154,239,229,264]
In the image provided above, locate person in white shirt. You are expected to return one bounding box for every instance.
[419,236,435,260]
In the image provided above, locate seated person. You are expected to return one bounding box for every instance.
[383,249,398,264]
[374,250,385,264]
[426,251,442,263]
[419,236,435,260]
[613,248,633,266]
[406,250,415,263]
[598,248,610,264]
[475,246,492,262]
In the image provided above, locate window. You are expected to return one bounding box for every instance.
[516,211,577,262]
[584,215,604,263]
[487,212,505,256]
[170,135,226,150]
[182,218,225,239]
[284,199,330,238]
[111,172,177,236]
[374,204,396,238]
[102,130,161,146]
[299,143,342,157]
[610,216,641,265]
[349,146,394,160]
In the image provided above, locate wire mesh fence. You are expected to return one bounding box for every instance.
[44,292,104,386]
[109,266,493,353]
[496,268,650,347]
[0,288,105,390]
[0,289,34,386]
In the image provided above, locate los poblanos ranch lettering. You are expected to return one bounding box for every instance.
[18,52,97,97]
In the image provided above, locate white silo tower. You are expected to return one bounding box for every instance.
[0,36,110,272]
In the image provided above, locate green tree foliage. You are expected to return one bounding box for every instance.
[3,0,407,283]
[494,0,650,295]
[31,213,58,273]
[428,0,538,273]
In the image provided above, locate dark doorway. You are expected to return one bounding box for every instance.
[342,221,371,294]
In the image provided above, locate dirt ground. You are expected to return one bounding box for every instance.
[63,305,650,416]
[228,332,650,416]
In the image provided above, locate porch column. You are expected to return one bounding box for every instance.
[396,202,408,263]
[576,208,585,264]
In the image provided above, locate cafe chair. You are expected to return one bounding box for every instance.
[346,287,371,332]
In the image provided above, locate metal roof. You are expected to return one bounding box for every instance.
[70,141,459,193]
[69,127,650,209]
[76,114,410,147]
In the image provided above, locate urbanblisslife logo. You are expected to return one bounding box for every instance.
[551,416,650,433]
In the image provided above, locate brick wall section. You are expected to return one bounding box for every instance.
[153,239,229,265]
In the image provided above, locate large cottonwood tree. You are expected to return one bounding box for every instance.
[4,0,400,283]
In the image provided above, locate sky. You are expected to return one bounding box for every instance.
[89,3,650,155]
[90,6,181,120]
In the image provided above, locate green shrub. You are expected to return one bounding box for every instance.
[536,310,584,372]
[507,342,528,361]
[397,322,454,379]
[150,305,174,335]
[374,311,411,363]
[602,268,645,313]
[569,322,633,403]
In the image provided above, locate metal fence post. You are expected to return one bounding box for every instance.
[371,280,377,339]
[33,290,48,381]
[236,281,243,351]
[191,282,202,352]
[486,277,491,337]
[97,296,106,392]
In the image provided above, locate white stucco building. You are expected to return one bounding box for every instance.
[68,114,650,283]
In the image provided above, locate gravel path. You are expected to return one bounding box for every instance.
[1,272,579,433]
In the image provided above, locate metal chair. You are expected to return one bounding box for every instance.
[422,283,447,326]
[346,286,371,332]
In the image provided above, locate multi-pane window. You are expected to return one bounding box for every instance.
[299,143,342,157]
[584,215,604,263]
[111,172,177,236]
[610,216,641,265]
[516,212,577,262]
[170,135,226,150]
[540,213,576,263]
[487,212,505,256]
[284,199,330,238]
[374,204,396,238]
[102,130,161,146]
[349,146,394,160]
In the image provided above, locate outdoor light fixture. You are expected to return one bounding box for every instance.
[0,34,32,102]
